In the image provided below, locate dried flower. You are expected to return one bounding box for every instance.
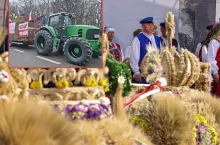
[30,81,42,89]
[118,76,125,84]
[55,79,69,88]
[100,79,108,87]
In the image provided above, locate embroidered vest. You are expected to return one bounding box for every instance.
[109,42,122,62]
[136,33,161,65]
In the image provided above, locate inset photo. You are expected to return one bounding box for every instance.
[0,0,8,54]
[9,0,102,67]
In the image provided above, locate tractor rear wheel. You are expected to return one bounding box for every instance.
[63,37,92,66]
[34,30,53,56]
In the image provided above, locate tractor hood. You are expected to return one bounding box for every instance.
[66,25,101,40]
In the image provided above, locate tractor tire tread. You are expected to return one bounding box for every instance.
[34,30,53,56]
[63,37,92,66]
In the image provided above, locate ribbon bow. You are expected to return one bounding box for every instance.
[124,81,164,108]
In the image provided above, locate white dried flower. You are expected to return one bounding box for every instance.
[118,76,125,84]
[99,97,110,104]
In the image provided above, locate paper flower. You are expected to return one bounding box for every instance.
[53,99,112,120]
[118,76,125,84]
[85,78,98,86]
[100,79,108,87]
[30,81,42,89]
[55,79,69,88]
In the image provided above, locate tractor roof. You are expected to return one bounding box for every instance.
[49,12,72,17]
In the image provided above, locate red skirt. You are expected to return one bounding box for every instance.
[211,70,220,97]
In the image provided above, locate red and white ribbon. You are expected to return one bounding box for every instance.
[124,78,167,108]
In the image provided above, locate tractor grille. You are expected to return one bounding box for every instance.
[86,29,100,40]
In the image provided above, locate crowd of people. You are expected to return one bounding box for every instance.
[104,16,220,97]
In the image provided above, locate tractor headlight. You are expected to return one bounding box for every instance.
[94,34,100,39]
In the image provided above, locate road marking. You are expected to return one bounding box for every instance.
[14,49,24,53]
[36,56,61,65]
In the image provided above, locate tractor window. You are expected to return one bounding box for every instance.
[49,16,59,26]
[64,16,74,25]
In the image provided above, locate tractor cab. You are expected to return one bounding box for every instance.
[48,13,75,40]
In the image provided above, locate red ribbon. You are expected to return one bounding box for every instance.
[124,81,164,108]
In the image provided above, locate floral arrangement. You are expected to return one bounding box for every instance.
[193,114,218,145]
[106,55,133,96]
[52,97,112,120]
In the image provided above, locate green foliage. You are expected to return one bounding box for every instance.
[106,55,133,97]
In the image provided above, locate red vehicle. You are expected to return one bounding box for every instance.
[10,17,41,47]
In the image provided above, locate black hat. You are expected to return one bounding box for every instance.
[160,22,165,28]
[206,25,214,31]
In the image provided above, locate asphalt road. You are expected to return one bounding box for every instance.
[9,43,102,68]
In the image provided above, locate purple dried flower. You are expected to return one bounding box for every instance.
[196,124,207,145]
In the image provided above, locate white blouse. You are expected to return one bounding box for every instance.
[207,38,220,75]
[195,43,208,62]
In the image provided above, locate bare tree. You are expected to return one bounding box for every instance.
[10,0,101,27]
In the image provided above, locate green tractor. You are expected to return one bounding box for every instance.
[34,12,101,66]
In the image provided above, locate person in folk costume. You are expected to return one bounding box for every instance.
[104,26,124,62]
[207,23,220,97]
[129,17,161,84]
[195,24,214,62]
[124,28,142,64]
[159,22,181,52]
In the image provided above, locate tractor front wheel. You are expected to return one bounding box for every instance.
[63,37,92,66]
[34,30,53,56]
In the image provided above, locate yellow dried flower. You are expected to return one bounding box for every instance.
[30,81,42,89]
[85,78,98,86]
[100,79,108,87]
[55,80,69,88]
